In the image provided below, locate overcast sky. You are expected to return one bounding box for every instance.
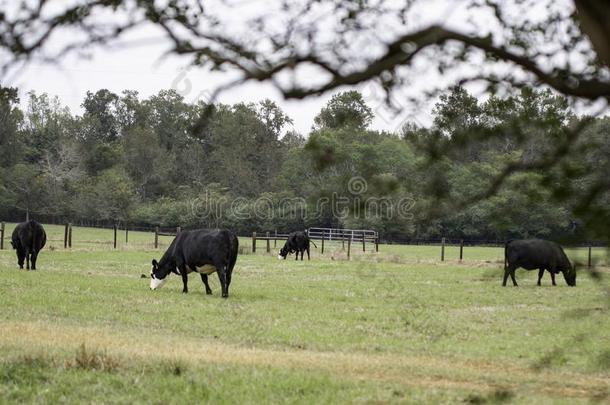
[8,1,590,135]
[7,24,431,135]
[9,44,337,135]
[4,1,477,135]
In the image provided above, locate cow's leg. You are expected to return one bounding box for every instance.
[30,251,38,270]
[216,262,229,298]
[550,271,557,286]
[16,249,25,269]
[200,274,213,295]
[25,249,30,270]
[537,268,544,286]
[295,252,298,261]
[180,266,189,293]
[300,250,304,261]
[307,247,310,260]
[226,269,232,288]
[503,265,518,286]
[502,267,510,286]
[509,268,518,286]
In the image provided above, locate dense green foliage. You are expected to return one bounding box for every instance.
[0,86,607,241]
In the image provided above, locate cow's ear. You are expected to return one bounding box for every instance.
[152,259,158,267]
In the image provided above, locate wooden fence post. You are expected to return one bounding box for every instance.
[68,223,72,248]
[113,224,117,249]
[342,230,345,250]
[266,231,270,253]
[64,223,69,249]
[362,231,366,252]
[274,229,277,248]
[347,236,351,260]
[321,230,325,254]
[459,239,464,261]
[154,227,159,249]
[0,222,4,250]
[177,226,181,235]
[125,227,129,244]
[375,236,379,253]
[252,232,257,253]
[441,237,445,261]
[588,245,592,268]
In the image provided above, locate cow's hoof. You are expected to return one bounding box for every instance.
[206,291,213,295]
[182,290,188,294]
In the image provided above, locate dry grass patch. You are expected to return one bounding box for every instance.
[1,320,608,401]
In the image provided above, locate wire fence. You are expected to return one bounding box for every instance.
[0,221,607,266]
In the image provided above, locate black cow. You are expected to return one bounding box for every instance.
[150,229,238,298]
[503,239,576,287]
[11,220,46,270]
[278,231,317,261]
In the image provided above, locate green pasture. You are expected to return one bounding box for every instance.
[0,224,608,403]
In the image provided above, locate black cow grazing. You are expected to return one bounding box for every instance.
[150,229,238,298]
[278,231,317,261]
[504,239,576,287]
[11,220,47,270]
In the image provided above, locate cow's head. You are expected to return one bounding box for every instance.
[10,241,15,249]
[150,259,170,290]
[278,245,290,260]
[563,263,577,287]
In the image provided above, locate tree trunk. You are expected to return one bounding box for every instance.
[574,0,610,67]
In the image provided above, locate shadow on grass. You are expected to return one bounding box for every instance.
[464,388,514,404]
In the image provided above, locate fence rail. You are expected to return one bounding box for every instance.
[307,227,378,243]
[251,227,379,256]
[0,221,605,267]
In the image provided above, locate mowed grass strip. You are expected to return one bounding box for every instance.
[0,235,608,403]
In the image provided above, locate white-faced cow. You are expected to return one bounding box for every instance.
[278,231,317,261]
[150,229,238,298]
[11,220,46,270]
[503,239,576,287]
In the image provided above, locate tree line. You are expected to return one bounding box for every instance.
[0,86,607,242]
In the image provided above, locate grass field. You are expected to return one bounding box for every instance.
[0,224,609,403]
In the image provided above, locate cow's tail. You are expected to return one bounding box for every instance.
[227,232,238,273]
[29,220,36,252]
[309,238,317,248]
[504,239,513,270]
[40,228,47,250]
